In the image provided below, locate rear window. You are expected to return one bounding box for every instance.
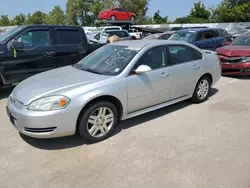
[56,29,81,45]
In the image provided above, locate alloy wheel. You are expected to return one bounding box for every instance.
[87,107,114,138]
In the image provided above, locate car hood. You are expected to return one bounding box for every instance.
[11,66,111,105]
[216,45,250,57]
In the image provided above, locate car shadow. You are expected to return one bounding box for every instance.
[21,88,219,150]
[223,75,250,80]
[0,87,13,100]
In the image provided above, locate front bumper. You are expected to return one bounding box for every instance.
[6,97,80,139]
[221,62,250,76]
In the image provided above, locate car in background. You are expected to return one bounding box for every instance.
[0,25,105,87]
[98,8,136,21]
[143,31,175,40]
[7,40,221,142]
[169,28,232,51]
[90,30,132,43]
[127,27,142,39]
[216,32,250,76]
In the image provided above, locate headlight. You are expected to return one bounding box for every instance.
[241,56,250,63]
[27,96,70,111]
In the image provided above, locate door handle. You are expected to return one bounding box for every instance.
[193,65,200,70]
[46,51,55,57]
[160,72,169,78]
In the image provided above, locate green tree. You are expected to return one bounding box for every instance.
[190,1,211,20]
[0,15,11,26]
[28,11,48,24]
[174,1,211,23]
[11,13,26,25]
[47,5,66,25]
[152,10,168,24]
[212,0,250,22]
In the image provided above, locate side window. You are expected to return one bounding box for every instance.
[17,30,50,48]
[160,34,171,40]
[120,31,129,37]
[120,8,126,12]
[213,30,220,37]
[56,29,81,45]
[133,46,166,71]
[195,30,214,41]
[94,33,101,40]
[203,30,214,39]
[167,45,202,65]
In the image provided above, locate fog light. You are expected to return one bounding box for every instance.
[244,69,250,72]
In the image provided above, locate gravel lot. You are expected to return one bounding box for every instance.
[0,76,250,188]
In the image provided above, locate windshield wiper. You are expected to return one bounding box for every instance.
[81,68,105,75]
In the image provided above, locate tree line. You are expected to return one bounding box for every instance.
[0,0,249,27]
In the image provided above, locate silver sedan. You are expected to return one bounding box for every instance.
[7,40,221,143]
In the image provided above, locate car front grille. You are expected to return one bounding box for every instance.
[218,54,243,63]
[24,127,57,133]
[222,69,241,73]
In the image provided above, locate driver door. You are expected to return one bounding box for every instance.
[126,46,171,114]
[4,27,54,82]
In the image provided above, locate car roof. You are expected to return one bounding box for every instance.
[179,28,220,32]
[22,24,82,29]
[110,40,194,48]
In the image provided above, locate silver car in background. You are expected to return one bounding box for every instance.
[7,40,221,143]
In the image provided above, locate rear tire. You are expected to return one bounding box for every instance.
[130,16,135,21]
[191,76,211,104]
[110,15,116,20]
[78,101,119,143]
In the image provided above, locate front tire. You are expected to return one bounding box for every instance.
[191,76,211,103]
[78,101,119,143]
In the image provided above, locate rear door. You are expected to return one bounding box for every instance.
[165,44,204,99]
[52,27,87,68]
[3,26,54,83]
[113,8,123,20]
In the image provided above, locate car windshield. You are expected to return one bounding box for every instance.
[232,36,250,46]
[169,30,196,42]
[75,45,141,76]
[0,26,23,43]
[143,34,158,40]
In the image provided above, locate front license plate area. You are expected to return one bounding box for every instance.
[6,107,17,127]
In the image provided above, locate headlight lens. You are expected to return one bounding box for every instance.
[241,56,250,63]
[27,96,70,111]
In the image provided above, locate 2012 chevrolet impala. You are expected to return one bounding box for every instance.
[7,40,221,143]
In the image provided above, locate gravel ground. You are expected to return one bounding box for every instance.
[0,76,250,188]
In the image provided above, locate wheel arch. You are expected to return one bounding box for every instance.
[76,95,124,133]
[201,73,213,84]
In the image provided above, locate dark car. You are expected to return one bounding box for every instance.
[0,25,104,87]
[169,28,232,51]
[216,32,250,76]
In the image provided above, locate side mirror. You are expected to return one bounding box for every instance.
[9,39,24,50]
[135,65,152,74]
